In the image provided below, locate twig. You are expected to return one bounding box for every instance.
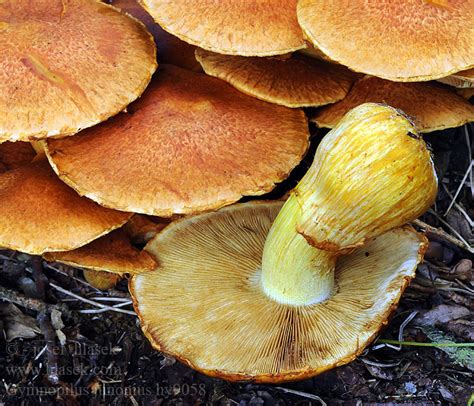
[0,285,69,315]
[455,278,474,294]
[37,312,59,385]
[378,339,474,348]
[372,311,418,351]
[275,387,327,405]
[392,311,418,351]
[437,286,474,296]
[79,301,133,314]
[441,183,473,227]
[361,358,401,368]
[0,253,16,261]
[43,263,101,292]
[444,160,473,216]
[464,125,473,199]
[413,219,473,253]
[30,256,46,300]
[428,209,472,250]
[49,282,136,316]
[89,297,131,302]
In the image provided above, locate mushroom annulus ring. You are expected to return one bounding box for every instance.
[130,103,438,383]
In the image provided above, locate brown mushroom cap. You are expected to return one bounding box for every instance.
[195,49,358,108]
[140,0,305,56]
[311,77,474,133]
[0,159,131,255]
[0,0,156,142]
[108,0,200,71]
[0,142,36,172]
[45,65,309,216]
[130,201,426,382]
[44,229,156,275]
[297,0,473,81]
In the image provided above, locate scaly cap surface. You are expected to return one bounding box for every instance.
[297,0,473,81]
[0,0,156,141]
[0,160,131,255]
[312,77,474,133]
[45,65,309,216]
[196,49,357,108]
[140,0,305,56]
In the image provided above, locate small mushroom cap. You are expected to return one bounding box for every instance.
[195,49,358,108]
[108,0,201,71]
[45,65,309,216]
[312,77,474,133]
[124,214,170,245]
[297,0,473,81]
[438,68,474,88]
[140,0,305,56]
[0,142,36,172]
[83,270,121,291]
[0,0,156,142]
[130,201,427,383]
[0,160,131,255]
[44,229,156,275]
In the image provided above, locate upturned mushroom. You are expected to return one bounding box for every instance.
[312,76,474,133]
[130,103,437,382]
[0,0,156,142]
[195,49,358,108]
[140,0,305,56]
[44,65,309,216]
[297,0,473,81]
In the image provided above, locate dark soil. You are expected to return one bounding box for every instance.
[0,125,473,405]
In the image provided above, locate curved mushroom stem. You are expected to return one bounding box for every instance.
[261,194,336,306]
[260,103,438,307]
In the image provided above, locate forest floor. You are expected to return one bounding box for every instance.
[0,125,473,405]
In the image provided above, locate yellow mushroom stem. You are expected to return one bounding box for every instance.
[261,195,336,305]
[260,103,437,306]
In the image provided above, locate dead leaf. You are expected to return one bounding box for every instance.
[0,303,40,341]
[414,304,470,327]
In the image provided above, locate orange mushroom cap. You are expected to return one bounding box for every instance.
[297,0,473,81]
[0,159,131,255]
[140,0,305,56]
[196,49,358,108]
[312,77,474,133]
[44,228,156,276]
[0,0,156,142]
[45,65,309,216]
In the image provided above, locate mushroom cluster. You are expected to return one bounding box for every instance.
[0,0,472,383]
